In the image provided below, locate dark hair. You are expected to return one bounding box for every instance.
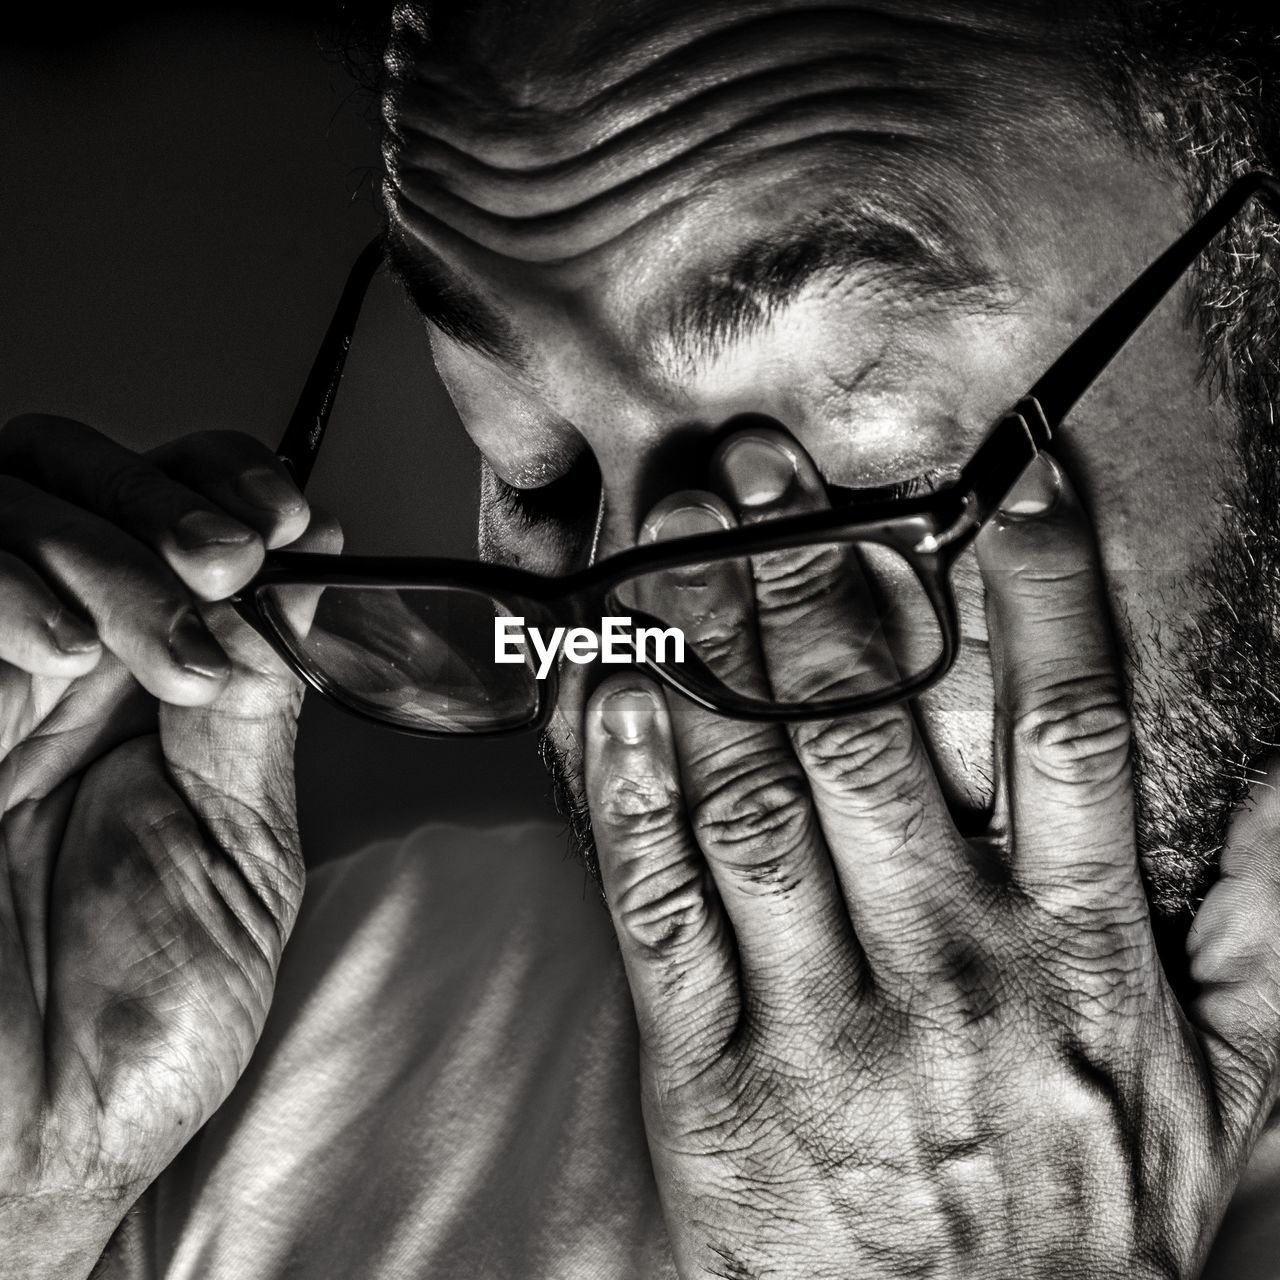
[326,0,397,99]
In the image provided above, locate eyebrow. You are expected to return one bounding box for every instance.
[385,231,530,369]
[385,203,1008,376]
[659,206,1010,374]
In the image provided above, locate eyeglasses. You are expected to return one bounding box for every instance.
[231,172,1280,737]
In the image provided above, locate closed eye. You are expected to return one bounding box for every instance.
[827,467,955,505]
[490,456,944,533]
[490,449,602,530]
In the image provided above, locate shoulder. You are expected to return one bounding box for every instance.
[299,819,606,959]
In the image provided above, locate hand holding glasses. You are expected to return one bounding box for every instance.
[232,173,1280,736]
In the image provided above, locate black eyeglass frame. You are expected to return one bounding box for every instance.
[231,171,1280,738]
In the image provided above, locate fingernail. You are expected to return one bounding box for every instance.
[236,466,306,514]
[47,609,99,654]
[601,687,657,744]
[718,435,797,507]
[642,494,733,543]
[174,509,255,551]
[167,611,231,679]
[997,453,1062,522]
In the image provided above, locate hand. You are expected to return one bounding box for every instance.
[0,415,336,1275]
[583,427,1280,1278]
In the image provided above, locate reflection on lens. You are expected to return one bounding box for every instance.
[259,585,538,732]
[612,539,943,709]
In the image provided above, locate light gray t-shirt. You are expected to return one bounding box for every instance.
[99,821,1280,1278]
[107,822,675,1279]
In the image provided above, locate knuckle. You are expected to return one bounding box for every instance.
[1014,678,1131,789]
[188,428,260,455]
[0,480,86,556]
[103,583,190,647]
[159,428,270,476]
[677,617,746,669]
[94,456,160,519]
[794,711,920,804]
[0,412,55,458]
[691,769,809,867]
[594,767,683,835]
[0,473,36,510]
[1007,560,1093,598]
[614,861,714,957]
[751,542,843,611]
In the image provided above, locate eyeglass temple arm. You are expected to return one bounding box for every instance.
[956,170,1280,530]
[274,235,385,490]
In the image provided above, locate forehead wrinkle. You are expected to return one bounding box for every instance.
[396,71,944,220]
[384,121,1014,374]
[392,125,965,265]
[379,2,1105,383]
[389,3,1068,166]
[383,10,1093,266]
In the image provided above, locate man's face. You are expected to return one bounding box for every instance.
[381,0,1237,908]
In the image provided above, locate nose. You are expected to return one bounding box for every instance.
[590,412,790,562]
[553,412,792,749]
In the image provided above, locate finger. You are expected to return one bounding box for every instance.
[0,477,231,705]
[1,414,265,600]
[148,430,310,551]
[213,504,345,682]
[230,509,491,729]
[157,508,347,947]
[259,503,344,641]
[975,453,1139,907]
[712,428,934,705]
[1187,753,1280,1147]
[585,673,740,1076]
[635,492,860,1007]
[712,427,970,953]
[0,551,102,677]
[235,508,491,733]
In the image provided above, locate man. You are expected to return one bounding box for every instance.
[3,0,1280,1275]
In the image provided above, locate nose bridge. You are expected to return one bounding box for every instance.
[525,282,766,564]
[587,413,731,563]
[589,408,795,563]
[594,476,640,565]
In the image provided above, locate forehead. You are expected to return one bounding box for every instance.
[380,0,1119,406]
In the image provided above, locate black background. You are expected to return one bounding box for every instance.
[0,6,558,864]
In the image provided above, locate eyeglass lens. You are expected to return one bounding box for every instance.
[254,535,942,731]
[609,538,944,711]
[258,582,541,732]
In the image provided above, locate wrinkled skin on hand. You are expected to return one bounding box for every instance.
[584,429,1280,1279]
[0,416,334,1251]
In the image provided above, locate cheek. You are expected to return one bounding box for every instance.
[548,690,587,763]
[1062,285,1230,576]
[543,682,591,828]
